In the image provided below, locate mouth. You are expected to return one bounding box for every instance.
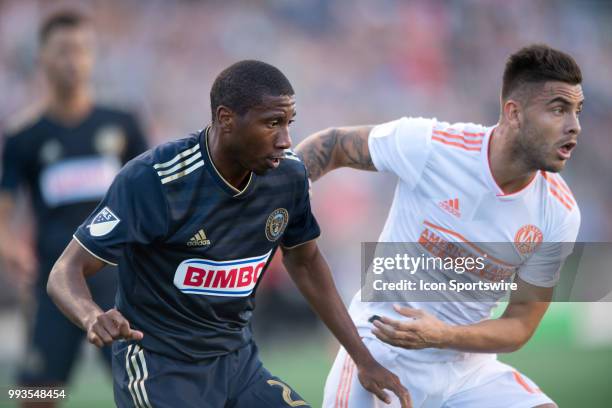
[557,141,577,160]
[266,155,284,169]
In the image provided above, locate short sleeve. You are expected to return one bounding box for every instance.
[368,117,434,190]
[0,134,24,193]
[73,161,169,265]
[281,168,321,248]
[517,207,581,287]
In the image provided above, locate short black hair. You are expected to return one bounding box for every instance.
[39,10,89,45]
[210,60,294,121]
[502,44,582,101]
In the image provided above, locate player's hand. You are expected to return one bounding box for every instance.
[356,358,412,407]
[85,308,144,347]
[372,304,450,350]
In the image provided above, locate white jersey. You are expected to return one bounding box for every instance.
[349,117,581,362]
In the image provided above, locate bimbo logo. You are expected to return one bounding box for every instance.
[173,250,272,297]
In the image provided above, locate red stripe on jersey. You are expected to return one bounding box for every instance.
[433,130,484,145]
[541,171,575,209]
[513,371,537,394]
[432,136,482,151]
[335,355,350,408]
[463,130,486,136]
[548,188,573,211]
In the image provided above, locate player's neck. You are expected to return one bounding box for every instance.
[46,87,93,126]
[207,126,251,191]
[488,124,537,194]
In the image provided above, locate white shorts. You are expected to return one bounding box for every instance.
[322,338,555,408]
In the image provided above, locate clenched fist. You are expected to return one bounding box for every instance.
[85,308,144,347]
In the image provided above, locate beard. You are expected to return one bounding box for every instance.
[514,123,564,173]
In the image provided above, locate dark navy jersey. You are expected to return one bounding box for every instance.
[0,106,147,268]
[74,128,320,361]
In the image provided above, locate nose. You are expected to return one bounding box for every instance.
[275,127,292,150]
[566,112,581,137]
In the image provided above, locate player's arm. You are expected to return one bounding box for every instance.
[444,282,551,353]
[0,131,38,285]
[295,126,375,181]
[282,240,412,407]
[49,162,164,347]
[0,192,38,284]
[47,239,143,347]
[372,277,552,353]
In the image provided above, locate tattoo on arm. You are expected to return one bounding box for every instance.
[296,126,375,181]
[296,129,338,181]
[338,127,375,170]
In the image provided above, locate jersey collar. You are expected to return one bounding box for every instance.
[200,126,256,199]
[480,125,538,200]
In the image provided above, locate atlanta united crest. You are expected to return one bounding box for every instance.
[265,208,289,242]
[514,224,543,255]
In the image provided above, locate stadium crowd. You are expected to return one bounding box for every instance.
[0,0,610,331]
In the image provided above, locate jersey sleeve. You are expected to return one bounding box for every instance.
[368,117,434,190]
[517,207,581,287]
[281,167,321,248]
[73,161,169,266]
[0,134,25,193]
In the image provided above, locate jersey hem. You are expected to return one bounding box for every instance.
[281,235,320,250]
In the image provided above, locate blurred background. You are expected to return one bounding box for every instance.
[0,0,611,406]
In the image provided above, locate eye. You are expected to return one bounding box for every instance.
[288,119,295,126]
[552,107,564,115]
[269,119,280,127]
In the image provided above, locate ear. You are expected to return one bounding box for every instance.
[216,106,234,133]
[502,99,523,130]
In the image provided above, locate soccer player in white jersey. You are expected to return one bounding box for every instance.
[296,44,583,408]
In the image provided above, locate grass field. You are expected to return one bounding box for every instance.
[1,303,611,407]
[1,341,609,407]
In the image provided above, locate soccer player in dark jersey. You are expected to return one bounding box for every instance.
[46,60,411,408]
[0,11,147,405]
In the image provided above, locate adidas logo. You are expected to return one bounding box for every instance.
[439,198,461,217]
[187,229,211,247]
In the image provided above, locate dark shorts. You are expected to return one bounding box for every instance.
[18,266,117,385]
[112,340,310,408]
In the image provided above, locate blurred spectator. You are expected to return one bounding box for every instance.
[0,9,147,405]
[0,0,610,362]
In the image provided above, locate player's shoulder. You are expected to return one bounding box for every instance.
[429,119,489,154]
[277,149,308,179]
[91,105,137,121]
[137,131,204,186]
[2,105,46,142]
[371,117,489,154]
[537,170,580,241]
[90,105,142,133]
[539,170,580,218]
[371,116,434,139]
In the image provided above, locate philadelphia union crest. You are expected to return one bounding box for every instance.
[265,208,289,242]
